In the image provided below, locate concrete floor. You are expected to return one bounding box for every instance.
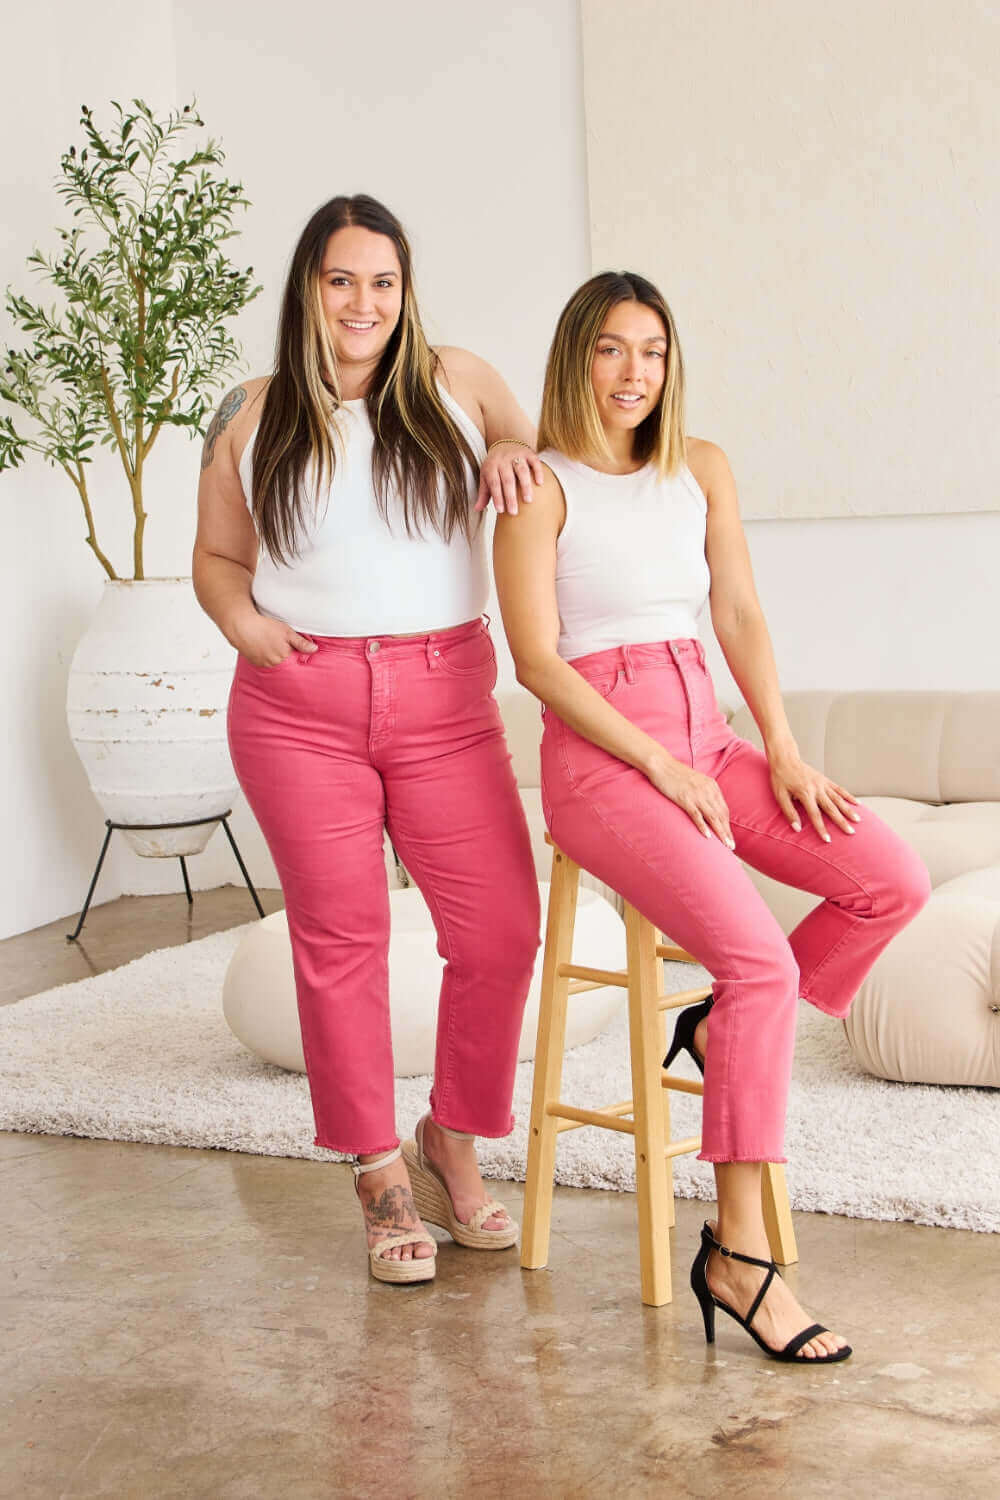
[2,889,999,1499]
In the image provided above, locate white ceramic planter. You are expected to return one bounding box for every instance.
[67,578,238,857]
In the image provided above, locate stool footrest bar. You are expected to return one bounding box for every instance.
[661,1073,705,1097]
[558,963,628,989]
[664,1135,702,1159]
[657,986,713,1012]
[547,1102,637,1135]
[656,944,700,964]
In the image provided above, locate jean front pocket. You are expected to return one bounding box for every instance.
[242,649,299,674]
[581,668,626,704]
[435,628,497,678]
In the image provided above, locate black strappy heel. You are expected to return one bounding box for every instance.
[690,1221,852,1363]
[663,994,713,1076]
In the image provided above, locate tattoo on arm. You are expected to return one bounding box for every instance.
[201,386,247,470]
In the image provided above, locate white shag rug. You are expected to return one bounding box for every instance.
[3,924,998,1233]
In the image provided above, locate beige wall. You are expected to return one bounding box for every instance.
[581,0,999,520]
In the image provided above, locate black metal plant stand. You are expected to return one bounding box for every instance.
[66,810,264,942]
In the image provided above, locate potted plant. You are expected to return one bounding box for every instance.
[0,99,260,857]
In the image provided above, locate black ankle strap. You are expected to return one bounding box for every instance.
[701,1221,779,1334]
[701,1222,777,1275]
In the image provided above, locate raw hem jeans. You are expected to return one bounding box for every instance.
[540,638,931,1164]
[228,618,540,1155]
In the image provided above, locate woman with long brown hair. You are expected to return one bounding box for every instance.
[193,195,542,1284]
[494,271,930,1358]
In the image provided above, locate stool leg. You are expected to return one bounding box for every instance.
[654,931,676,1230]
[627,906,673,1306]
[521,850,580,1271]
[762,1162,799,1266]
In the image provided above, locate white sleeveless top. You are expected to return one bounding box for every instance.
[540,449,710,661]
[238,385,488,635]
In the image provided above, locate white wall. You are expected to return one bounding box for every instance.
[1,1,181,941]
[1,0,590,937]
[2,2,996,942]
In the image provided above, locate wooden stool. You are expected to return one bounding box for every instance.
[521,837,799,1307]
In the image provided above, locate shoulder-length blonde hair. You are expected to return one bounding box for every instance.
[251,194,480,565]
[537,271,686,477]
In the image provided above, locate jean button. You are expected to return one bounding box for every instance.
[369,641,380,654]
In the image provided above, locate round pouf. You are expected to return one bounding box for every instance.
[223,880,626,1077]
[843,869,1000,1088]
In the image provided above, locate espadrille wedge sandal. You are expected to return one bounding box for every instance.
[401,1116,518,1251]
[353,1147,437,1284]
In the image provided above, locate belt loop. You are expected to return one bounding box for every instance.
[426,634,440,670]
[622,644,636,684]
[481,611,491,629]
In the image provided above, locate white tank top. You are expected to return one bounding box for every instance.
[540,449,710,661]
[238,384,488,635]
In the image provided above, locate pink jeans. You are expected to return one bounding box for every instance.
[227,618,540,1155]
[540,638,931,1164]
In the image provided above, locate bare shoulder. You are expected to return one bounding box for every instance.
[202,376,271,473]
[434,344,500,401]
[495,459,566,538]
[685,437,734,502]
[432,346,492,434]
[434,345,489,382]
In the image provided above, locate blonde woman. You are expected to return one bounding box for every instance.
[194,195,542,1284]
[493,271,930,1360]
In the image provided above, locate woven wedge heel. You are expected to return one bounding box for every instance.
[401,1116,518,1251]
[353,1147,437,1284]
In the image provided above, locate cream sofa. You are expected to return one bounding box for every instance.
[498,688,1000,1090]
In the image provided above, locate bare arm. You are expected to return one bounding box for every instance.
[697,441,796,757]
[492,467,735,844]
[437,345,543,514]
[192,381,315,666]
[697,440,860,837]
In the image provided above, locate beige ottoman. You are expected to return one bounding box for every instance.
[844,866,1000,1087]
[223,880,625,1077]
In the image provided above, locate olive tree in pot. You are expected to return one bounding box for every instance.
[0,99,260,858]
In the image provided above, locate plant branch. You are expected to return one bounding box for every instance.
[142,365,180,460]
[61,459,118,579]
[99,363,135,479]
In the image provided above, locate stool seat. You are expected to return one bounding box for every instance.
[520,837,798,1306]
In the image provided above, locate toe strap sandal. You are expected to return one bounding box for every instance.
[353,1146,437,1284]
[691,1221,852,1364]
[401,1117,518,1251]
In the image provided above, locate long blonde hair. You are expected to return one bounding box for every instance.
[251,194,480,564]
[537,271,686,476]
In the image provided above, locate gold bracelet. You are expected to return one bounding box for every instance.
[486,437,532,456]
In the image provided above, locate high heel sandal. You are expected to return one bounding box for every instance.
[663,993,714,1076]
[690,1221,852,1363]
[353,1147,437,1284]
[401,1116,518,1251]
